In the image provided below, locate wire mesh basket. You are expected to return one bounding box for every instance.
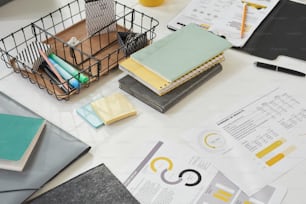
[0,0,159,100]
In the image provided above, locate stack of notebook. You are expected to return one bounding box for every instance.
[119,23,232,113]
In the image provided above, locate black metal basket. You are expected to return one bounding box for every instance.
[0,0,159,100]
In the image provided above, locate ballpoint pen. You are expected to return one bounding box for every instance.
[40,62,71,94]
[39,49,69,90]
[254,61,306,77]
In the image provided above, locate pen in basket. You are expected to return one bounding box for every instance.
[38,49,70,91]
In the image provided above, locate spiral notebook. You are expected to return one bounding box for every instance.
[119,64,222,113]
[130,23,231,83]
[119,54,224,96]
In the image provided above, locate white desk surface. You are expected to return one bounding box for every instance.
[1,0,306,203]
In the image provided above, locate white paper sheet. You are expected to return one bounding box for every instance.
[183,87,306,195]
[124,140,287,204]
[167,0,280,47]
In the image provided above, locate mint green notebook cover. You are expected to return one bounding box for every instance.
[0,114,45,161]
[131,23,232,82]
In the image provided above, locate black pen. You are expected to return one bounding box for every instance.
[40,62,71,94]
[254,61,306,77]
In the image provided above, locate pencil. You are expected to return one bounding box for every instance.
[240,3,248,38]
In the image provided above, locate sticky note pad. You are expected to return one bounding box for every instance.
[91,93,137,125]
[76,103,104,128]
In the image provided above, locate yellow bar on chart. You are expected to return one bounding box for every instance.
[256,139,285,159]
[213,193,230,202]
[266,153,285,166]
[265,145,296,167]
[217,189,232,198]
[243,201,252,204]
[213,189,233,202]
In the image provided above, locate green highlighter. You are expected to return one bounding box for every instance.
[48,53,89,84]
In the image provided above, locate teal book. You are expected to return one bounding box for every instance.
[0,91,91,204]
[0,113,46,171]
[131,23,231,82]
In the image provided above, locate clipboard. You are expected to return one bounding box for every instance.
[238,0,306,60]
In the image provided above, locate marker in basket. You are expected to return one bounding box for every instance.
[48,58,81,89]
[39,49,69,90]
[40,62,70,94]
[48,53,89,84]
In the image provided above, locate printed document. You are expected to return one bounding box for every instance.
[124,140,286,204]
[167,0,280,47]
[183,88,306,195]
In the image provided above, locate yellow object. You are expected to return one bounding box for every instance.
[265,145,296,166]
[91,93,136,125]
[242,0,267,9]
[240,3,248,38]
[213,189,232,202]
[119,54,224,96]
[150,157,173,172]
[120,57,170,92]
[266,153,285,166]
[256,138,285,158]
[139,0,164,7]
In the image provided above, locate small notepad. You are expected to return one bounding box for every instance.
[77,103,104,128]
[91,93,137,125]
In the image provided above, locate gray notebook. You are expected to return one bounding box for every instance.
[119,64,222,113]
[0,92,91,204]
[28,163,140,204]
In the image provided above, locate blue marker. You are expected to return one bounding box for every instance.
[49,53,89,84]
[48,57,81,89]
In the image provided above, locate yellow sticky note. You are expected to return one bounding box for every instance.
[91,93,137,125]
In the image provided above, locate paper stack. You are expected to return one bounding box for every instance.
[119,23,232,113]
